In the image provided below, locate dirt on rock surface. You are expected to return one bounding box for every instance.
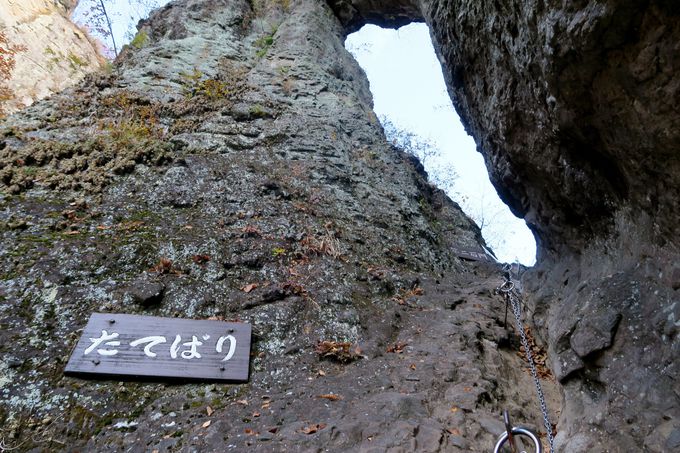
[3,0,677,451]
[0,0,559,451]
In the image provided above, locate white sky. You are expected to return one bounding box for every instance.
[72,4,536,265]
[346,24,536,265]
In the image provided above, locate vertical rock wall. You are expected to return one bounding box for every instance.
[0,0,678,450]
[1,1,540,451]
[0,0,104,115]
[328,0,680,450]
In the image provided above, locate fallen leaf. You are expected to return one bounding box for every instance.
[192,254,211,264]
[409,363,417,370]
[268,427,278,434]
[244,428,259,436]
[315,341,362,363]
[463,387,472,392]
[242,225,262,237]
[253,411,260,417]
[241,283,258,293]
[317,394,342,401]
[96,225,111,230]
[206,406,214,416]
[450,406,459,413]
[236,399,248,406]
[386,342,408,353]
[317,370,326,376]
[150,257,174,274]
[447,428,461,436]
[261,402,271,410]
[202,420,211,428]
[301,423,327,435]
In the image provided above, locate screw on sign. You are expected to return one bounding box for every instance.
[65,313,251,382]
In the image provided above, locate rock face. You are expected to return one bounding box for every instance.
[0,0,677,451]
[0,0,557,451]
[0,0,104,115]
[329,0,680,450]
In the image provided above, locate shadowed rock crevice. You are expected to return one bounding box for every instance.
[0,0,678,451]
[329,0,680,450]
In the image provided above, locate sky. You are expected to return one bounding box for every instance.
[346,24,536,264]
[72,3,537,265]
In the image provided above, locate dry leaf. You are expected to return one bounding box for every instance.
[244,428,259,436]
[447,428,461,436]
[409,363,417,370]
[192,254,211,264]
[316,341,362,363]
[317,370,326,376]
[268,427,278,434]
[202,420,211,428]
[242,225,262,237]
[149,257,174,274]
[317,394,342,401]
[253,411,261,417]
[236,399,248,406]
[450,406,459,413]
[206,406,214,416]
[301,423,327,435]
[386,342,407,353]
[241,283,258,293]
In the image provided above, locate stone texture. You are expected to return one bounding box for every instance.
[1,0,679,451]
[117,275,166,307]
[0,0,553,451]
[0,0,105,115]
[326,0,680,450]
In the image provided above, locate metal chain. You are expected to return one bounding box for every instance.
[506,288,555,453]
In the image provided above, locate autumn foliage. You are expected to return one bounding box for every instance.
[0,31,25,117]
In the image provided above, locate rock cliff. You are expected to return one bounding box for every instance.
[0,0,678,451]
[0,0,104,115]
[330,0,680,450]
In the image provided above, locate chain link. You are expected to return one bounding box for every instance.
[505,287,555,453]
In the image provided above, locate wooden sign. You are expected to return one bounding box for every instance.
[65,313,251,382]
[451,245,496,262]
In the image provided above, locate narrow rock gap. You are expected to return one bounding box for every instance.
[344,23,537,266]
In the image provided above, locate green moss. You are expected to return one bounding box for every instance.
[254,27,278,58]
[179,69,229,100]
[249,104,266,118]
[67,52,88,70]
[130,30,149,49]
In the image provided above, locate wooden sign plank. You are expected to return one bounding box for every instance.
[451,245,496,262]
[65,313,251,382]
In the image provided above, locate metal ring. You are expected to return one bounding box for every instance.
[498,280,515,293]
[493,427,543,453]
